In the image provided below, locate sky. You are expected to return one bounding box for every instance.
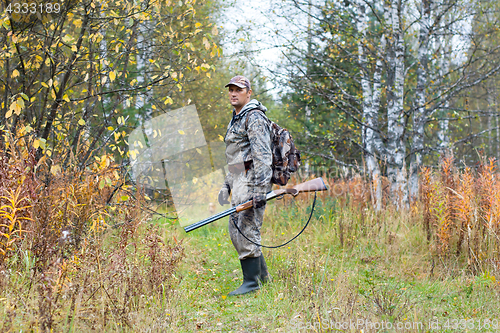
[218,0,310,97]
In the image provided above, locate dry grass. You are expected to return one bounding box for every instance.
[421,155,500,273]
[0,129,183,332]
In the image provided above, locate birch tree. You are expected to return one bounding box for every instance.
[263,0,500,207]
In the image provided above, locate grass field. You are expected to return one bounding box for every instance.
[164,197,500,332]
[1,193,500,332]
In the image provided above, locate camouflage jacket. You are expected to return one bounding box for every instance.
[224,99,272,194]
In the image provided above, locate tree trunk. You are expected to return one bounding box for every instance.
[356,0,383,210]
[410,0,431,202]
[438,22,451,152]
[386,0,407,208]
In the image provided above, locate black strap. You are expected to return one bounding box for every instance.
[232,192,317,249]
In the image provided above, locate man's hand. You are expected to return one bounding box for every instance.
[218,186,231,206]
[253,193,267,209]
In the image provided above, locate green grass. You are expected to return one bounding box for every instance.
[164,198,500,332]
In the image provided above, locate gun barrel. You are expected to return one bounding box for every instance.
[183,177,328,233]
[184,206,237,232]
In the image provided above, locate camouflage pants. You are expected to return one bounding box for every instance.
[228,168,271,260]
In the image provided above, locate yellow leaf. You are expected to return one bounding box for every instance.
[107,126,114,131]
[12,69,19,78]
[109,70,116,82]
[38,138,46,149]
[33,139,40,149]
[195,22,202,28]
[41,82,49,88]
[152,104,156,110]
[101,76,108,85]
[5,109,13,119]
[62,35,73,43]
[178,130,185,135]
[73,19,82,28]
[50,165,61,175]
[218,134,224,141]
[63,94,70,103]
[120,195,129,201]
[203,37,210,50]
[212,25,219,36]
[71,45,78,52]
[9,100,21,116]
[78,119,85,126]
[164,97,173,105]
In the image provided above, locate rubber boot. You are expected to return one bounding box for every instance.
[260,254,272,284]
[228,257,261,296]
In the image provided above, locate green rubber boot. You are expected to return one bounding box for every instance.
[228,257,261,296]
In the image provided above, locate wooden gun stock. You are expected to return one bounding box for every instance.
[291,177,328,193]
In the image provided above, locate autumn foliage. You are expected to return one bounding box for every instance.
[0,129,183,331]
[420,155,500,271]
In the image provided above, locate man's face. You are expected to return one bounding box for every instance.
[228,85,251,112]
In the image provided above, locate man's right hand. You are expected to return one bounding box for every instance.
[218,186,231,206]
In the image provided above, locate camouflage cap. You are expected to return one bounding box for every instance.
[224,75,251,90]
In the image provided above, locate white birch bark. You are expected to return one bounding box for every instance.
[386,0,407,208]
[496,86,499,161]
[437,23,451,151]
[356,0,383,210]
[409,0,431,201]
[304,0,313,176]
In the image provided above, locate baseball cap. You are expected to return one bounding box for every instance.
[224,75,251,90]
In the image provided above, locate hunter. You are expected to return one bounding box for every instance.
[218,75,272,296]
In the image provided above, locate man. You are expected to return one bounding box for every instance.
[218,75,272,296]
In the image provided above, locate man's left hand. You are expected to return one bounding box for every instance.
[253,193,266,209]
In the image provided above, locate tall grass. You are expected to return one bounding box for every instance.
[421,155,500,273]
[169,173,500,332]
[2,124,500,331]
[0,129,183,331]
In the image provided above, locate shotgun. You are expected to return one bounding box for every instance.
[183,177,328,233]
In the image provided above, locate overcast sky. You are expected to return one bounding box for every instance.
[218,0,310,97]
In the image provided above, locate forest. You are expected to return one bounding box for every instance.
[1,0,500,331]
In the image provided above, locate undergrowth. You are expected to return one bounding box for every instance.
[2,125,500,332]
[0,129,183,331]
